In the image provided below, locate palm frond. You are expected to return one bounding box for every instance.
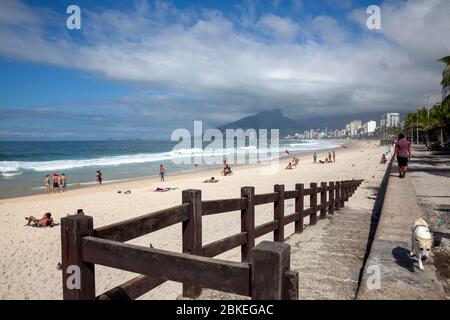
[438,56,450,66]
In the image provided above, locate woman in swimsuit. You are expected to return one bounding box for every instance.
[44,175,50,193]
[61,174,67,192]
[96,170,103,184]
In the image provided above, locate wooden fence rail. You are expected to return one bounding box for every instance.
[61,179,363,300]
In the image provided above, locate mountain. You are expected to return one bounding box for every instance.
[218,109,302,134]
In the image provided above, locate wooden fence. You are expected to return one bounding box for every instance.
[61,179,363,300]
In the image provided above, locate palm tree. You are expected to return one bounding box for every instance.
[404,57,450,145]
[403,108,429,143]
[431,102,450,143]
[437,56,450,144]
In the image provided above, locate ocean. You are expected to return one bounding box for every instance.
[0,139,341,199]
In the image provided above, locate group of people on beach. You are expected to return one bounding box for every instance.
[44,173,67,193]
[44,170,103,193]
[313,151,336,164]
[286,157,300,170]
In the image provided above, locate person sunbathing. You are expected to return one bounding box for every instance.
[25,212,55,227]
[222,165,232,176]
[291,158,298,168]
[204,177,219,183]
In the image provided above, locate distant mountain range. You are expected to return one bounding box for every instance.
[217,109,302,134]
[218,108,393,133]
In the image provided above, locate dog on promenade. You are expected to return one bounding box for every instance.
[410,218,433,271]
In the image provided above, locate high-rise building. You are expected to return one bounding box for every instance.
[381,113,400,129]
[379,113,400,138]
[345,124,351,136]
[363,121,376,136]
[350,120,362,136]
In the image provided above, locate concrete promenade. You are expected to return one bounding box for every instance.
[357,147,447,300]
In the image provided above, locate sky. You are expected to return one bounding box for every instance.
[0,0,449,140]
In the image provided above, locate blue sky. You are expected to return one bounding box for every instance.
[0,0,448,140]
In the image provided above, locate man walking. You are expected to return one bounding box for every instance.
[160,164,166,181]
[393,133,411,178]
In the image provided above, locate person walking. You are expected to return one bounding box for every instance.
[313,153,317,164]
[393,133,411,178]
[160,164,166,181]
[96,170,103,184]
[332,151,336,162]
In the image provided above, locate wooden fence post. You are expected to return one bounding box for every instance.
[348,181,352,199]
[295,183,304,233]
[241,186,255,262]
[274,184,285,242]
[251,241,297,300]
[335,181,341,211]
[328,181,335,215]
[346,181,350,200]
[61,215,95,300]
[339,181,345,208]
[349,181,353,199]
[182,189,202,298]
[347,181,351,199]
[309,183,318,225]
[320,182,327,219]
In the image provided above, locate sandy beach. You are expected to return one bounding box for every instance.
[0,140,388,300]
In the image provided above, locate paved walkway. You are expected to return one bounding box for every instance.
[282,165,391,299]
[408,146,450,298]
[286,207,375,299]
[198,180,386,300]
[357,150,447,300]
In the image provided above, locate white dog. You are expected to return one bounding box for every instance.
[410,218,433,271]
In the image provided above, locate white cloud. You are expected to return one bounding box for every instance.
[0,0,448,129]
[310,16,347,45]
[257,14,300,40]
